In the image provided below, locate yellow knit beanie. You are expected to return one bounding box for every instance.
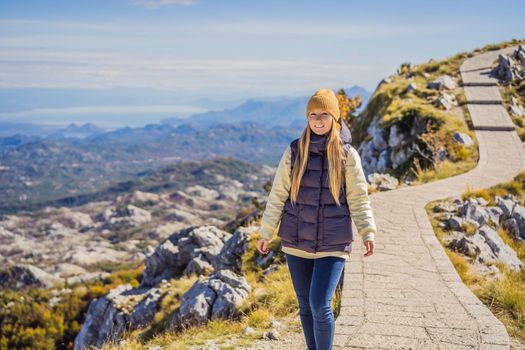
[306,88,340,123]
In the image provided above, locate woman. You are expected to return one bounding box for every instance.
[257,88,377,350]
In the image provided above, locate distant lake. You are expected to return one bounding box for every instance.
[0,104,207,129]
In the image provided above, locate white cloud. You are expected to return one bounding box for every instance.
[187,19,450,38]
[0,104,207,117]
[0,18,458,39]
[130,0,199,9]
[0,17,452,93]
[0,19,127,31]
[0,47,386,92]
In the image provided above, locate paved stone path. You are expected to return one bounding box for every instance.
[334,45,525,349]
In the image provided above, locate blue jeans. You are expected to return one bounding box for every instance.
[285,253,346,350]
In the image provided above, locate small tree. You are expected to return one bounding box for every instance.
[336,88,362,126]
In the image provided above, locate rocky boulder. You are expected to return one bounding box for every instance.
[74,281,170,350]
[358,114,448,180]
[212,226,256,272]
[442,194,524,276]
[140,225,231,288]
[492,46,525,84]
[452,132,473,147]
[101,204,152,228]
[427,74,458,90]
[497,194,525,241]
[55,208,94,231]
[459,198,493,226]
[168,226,254,331]
[169,269,251,330]
[117,190,162,205]
[435,91,457,111]
[478,225,523,271]
[509,96,525,117]
[367,172,399,191]
[0,264,63,290]
[449,225,522,272]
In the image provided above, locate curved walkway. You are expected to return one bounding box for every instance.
[334,45,525,349]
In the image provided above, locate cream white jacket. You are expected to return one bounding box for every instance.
[260,144,377,242]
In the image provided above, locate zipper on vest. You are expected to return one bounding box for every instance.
[315,151,325,253]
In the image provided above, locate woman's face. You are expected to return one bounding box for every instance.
[308,109,333,135]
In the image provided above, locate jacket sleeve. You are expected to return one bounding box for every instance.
[259,145,292,240]
[345,146,377,242]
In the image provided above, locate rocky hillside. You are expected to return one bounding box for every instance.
[0,159,273,291]
[349,47,496,191]
[0,208,296,350]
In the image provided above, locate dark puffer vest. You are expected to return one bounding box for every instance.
[277,122,354,253]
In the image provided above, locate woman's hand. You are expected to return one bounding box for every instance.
[364,240,374,257]
[257,238,270,255]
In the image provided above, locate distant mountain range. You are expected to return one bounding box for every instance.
[0,85,370,138]
[47,122,106,139]
[0,86,370,214]
[161,85,371,128]
[0,121,298,213]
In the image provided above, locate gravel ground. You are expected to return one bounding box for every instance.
[186,316,308,350]
[237,318,307,350]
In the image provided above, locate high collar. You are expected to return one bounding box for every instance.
[309,122,353,144]
[310,131,328,142]
[308,122,353,154]
[309,131,328,153]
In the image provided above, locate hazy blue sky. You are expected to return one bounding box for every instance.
[0,0,523,128]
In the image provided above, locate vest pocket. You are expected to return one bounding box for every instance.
[323,205,349,218]
[322,206,352,246]
[323,217,352,245]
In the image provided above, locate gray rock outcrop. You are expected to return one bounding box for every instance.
[168,226,254,330]
[0,263,63,289]
[55,208,94,231]
[169,269,251,330]
[117,190,162,205]
[140,225,231,288]
[492,46,525,84]
[443,194,524,276]
[509,96,525,117]
[73,282,170,350]
[427,74,458,90]
[74,225,254,350]
[101,204,152,228]
[498,194,525,241]
[453,132,473,147]
[477,225,522,270]
[367,172,399,191]
[357,114,452,183]
[435,92,457,111]
[449,225,522,272]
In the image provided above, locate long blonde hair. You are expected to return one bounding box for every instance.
[290,121,346,207]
